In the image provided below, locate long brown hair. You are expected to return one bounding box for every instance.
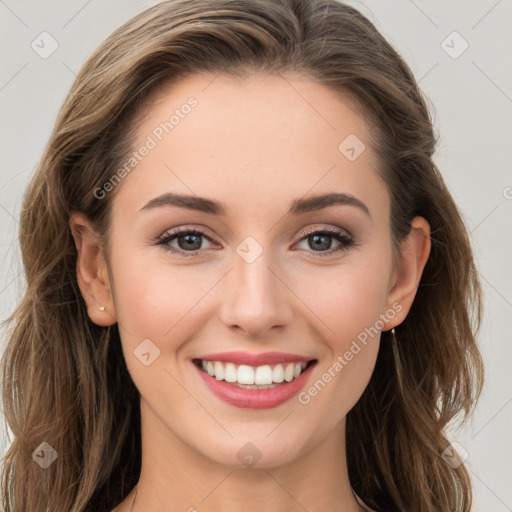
[0,1,484,510]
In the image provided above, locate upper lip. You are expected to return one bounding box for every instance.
[194,351,315,366]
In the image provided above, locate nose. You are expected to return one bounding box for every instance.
[218,246,294,339]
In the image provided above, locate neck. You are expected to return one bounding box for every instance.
[128,398,364,512]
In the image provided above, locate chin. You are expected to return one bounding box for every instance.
[194,427,314,470]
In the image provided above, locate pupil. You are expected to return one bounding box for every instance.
[177,234,333,252]
[180,234,201,250]
[310,234,331,251]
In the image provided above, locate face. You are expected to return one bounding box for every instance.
[79,72,421,469]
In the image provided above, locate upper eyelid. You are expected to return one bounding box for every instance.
[156,226,356,260]
[157,225,352,247]
[297,225,351,238]
[157,226,220,245]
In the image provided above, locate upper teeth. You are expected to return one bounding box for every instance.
[199,360,308,385]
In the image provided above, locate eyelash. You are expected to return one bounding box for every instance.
[155,226,356,258]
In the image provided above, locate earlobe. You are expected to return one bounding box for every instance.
[383,216,431,330]
[69,211,117,326]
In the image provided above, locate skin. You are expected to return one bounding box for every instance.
[70,72,431,512]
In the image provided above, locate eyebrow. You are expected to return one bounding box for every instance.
[139,191,371,219]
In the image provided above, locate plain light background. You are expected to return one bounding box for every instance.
[1,0,511,510]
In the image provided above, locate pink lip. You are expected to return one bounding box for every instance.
[195,351,313,366]
[193,360,317,409]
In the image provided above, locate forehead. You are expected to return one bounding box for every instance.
[113,71,388,222]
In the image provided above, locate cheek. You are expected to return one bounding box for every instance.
[291,250,390,398]
[295,257,391,341]
[110,249,221,346]
[109,255,207,389]
[110,232,392,355]
[296,265,388,413]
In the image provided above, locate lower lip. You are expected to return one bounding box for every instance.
[194,361,316,409]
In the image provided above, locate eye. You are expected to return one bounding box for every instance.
[294,226,355,257]
[155,227,217,257]
[155,225,356,258]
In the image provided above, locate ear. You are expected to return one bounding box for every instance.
[69,211,117,326]
[382,216,431,330]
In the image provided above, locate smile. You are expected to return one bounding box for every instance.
[192,352,317,409]
[194,359,312,388]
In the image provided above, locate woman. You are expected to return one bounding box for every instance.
[0,0,484,511]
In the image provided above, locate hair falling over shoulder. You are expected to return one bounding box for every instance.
[0,1,484,510]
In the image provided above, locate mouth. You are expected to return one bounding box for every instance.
[192,356,318,409]
[193,358,316,388]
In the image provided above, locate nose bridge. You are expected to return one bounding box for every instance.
[219,240,292,336]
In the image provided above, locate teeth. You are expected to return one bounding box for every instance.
[237,365,255,385]
[255,365,273,385]
[224,362,237,383]
[272,364,285,383]
[284,363,295,382]
[214,361,224,381]
[198,360,309,386]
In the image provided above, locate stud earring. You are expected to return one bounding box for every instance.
[94,305,105,311]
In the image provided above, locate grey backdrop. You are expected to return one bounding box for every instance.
[1,1,511,510]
